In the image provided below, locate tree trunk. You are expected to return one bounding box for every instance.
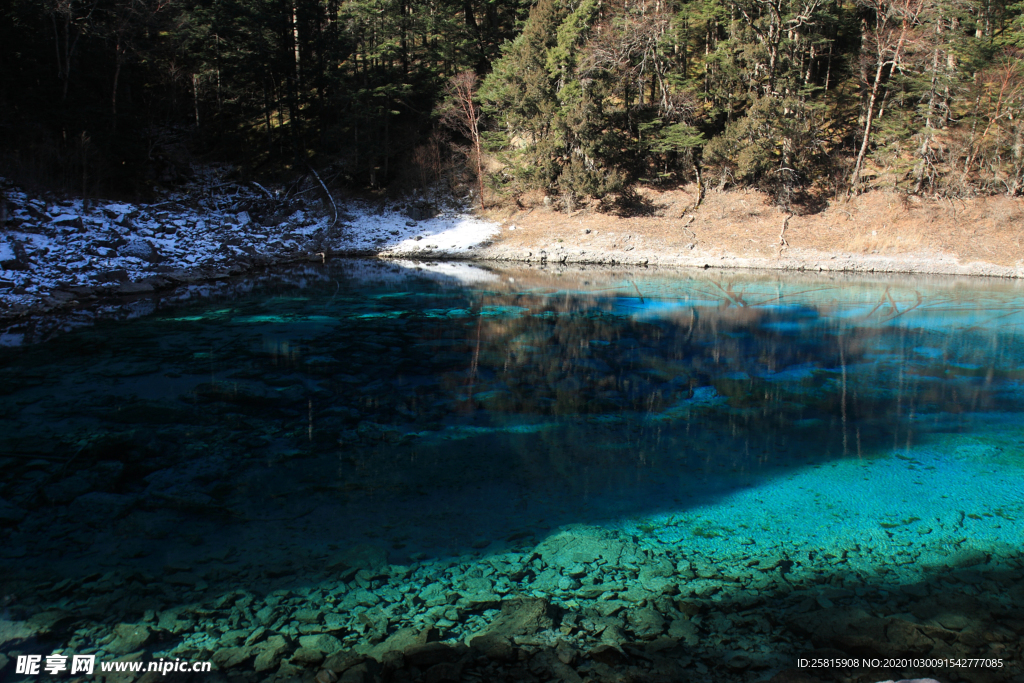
[193,74,200,127]
[914,35,941,193]
[850,60,885,192]
[850,0,917,193]
[111,43,123,127]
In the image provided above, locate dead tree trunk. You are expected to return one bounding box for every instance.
[443,72,486,210]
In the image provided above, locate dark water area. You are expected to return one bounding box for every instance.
[1,260,1022,683]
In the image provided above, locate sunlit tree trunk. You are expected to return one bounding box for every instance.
[849,0,920,193]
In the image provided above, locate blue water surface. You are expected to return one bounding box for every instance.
[0,260,1021,682]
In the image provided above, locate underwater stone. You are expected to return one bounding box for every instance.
[590,643,626,665]
[22,611,73,640]
[910,595,986,631]
[947,548,989,568]
[403,642,460,668]
[0,497,26,523]
[667,618,699,646]
[620,585,655,603]
[219,629,249,647]
[244,626,267,647]
[338,663,373,683]
[300,634,344,654]
[563,563,588,579]
[366,627,423,659]
[256,606,279,625]
[316,669,339,683]
[641,557,675,578]
[458,594,501,611]
[555,640,578,666]
[529,650,581,683]
[69,491,136,520]
[725,652,752,670]
[535,526,639,570]
[469,633,514,661]
[211,646,254,669]
[474,598,557,640]
[254,642,288,673]
[108,622,151,655]
[350,590,380,608]
[324,613,347,631]
[295,608,322,624]
[637,574,676,595]
[594,600,626,618]
[322,651,367,675]
[293,647,326,665]
[675,561,696,579]
[532,568,561,592]
[157,608,190,634]
[791,607,936,658]
[460,576,493,593]
[693,562,718,579]
[45,476,95,504]
[578,584,623,600]
[418,583,447,608]
[557,576,579,591]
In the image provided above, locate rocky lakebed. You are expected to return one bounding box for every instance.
[1,177,1023,683]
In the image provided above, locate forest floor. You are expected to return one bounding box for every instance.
[456,185,1024,278]
[3,170,1024,330]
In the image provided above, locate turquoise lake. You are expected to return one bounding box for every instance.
[0,260,1021,683]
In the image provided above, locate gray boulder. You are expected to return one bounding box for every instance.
[119,237,164,263]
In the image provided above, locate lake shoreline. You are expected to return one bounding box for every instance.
[450,184,1024,279]
[3,175,1023,326]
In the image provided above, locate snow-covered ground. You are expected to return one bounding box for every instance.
[0,168,501,320]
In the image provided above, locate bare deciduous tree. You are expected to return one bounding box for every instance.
[49,0,101,101]
[849,0,923,193]
[441,71,486,209]
[729,0,825,95]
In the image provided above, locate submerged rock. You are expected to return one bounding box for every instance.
[473,598,557,640]
[626,606,667,640]
[535,526,641,570]
[403,641,459,668]
[469,633,515,661]
[254,635,290,672]
[69,491,136,520]
[300,633,344,655]
[0,497,26,523]
[211,646,254,669]
[108,623,152,655]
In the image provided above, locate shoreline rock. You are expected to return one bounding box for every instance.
[4,171,1024,328]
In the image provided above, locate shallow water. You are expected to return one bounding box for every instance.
[1,261,1022,682]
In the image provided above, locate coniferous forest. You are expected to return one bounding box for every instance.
[2,0,1023,207]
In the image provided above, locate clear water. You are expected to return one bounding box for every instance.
[1,260,1022,682]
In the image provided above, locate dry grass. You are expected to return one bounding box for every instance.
[480,185,1024,268]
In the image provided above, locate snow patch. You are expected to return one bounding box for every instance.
[0,169,499,320]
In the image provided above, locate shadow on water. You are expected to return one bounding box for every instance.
[1,261,1023,682]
